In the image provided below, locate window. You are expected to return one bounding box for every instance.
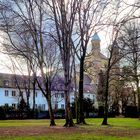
[35,104,37,109]
[61,93,64,98]
[5,103,9,107]
[55,93,58,98]
[35,92,37,97]
[12,103,16,109]
[38,104,41,110]
[3,80,9,86]
[71,97,74,101]
[5,90,9,96]
[42,104,45,110]
[61,104,64,109]
[12,91,16,96]
[14,80,18,87]
[55,103,58,109]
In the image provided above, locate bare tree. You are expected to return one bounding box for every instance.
[98,0,139,125]
[0,0,60,126]
[0,54,38,117]
[46,0,78,127]
[72,0,110,124]
[117,20,140,118]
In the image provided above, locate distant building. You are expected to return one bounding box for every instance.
[0,33,113,111]
[85,32,107,86]
[0,73,96,111]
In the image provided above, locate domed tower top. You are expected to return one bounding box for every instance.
[91,32,101,41]
[91,32,101,52]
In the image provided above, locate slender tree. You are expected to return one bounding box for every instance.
[100,0,138,125]
[72,0,109,124]
[47,0,78,127]
[0,0,60,126]
[117,20,140,118]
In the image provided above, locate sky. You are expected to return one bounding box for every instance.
[0,0,139,74]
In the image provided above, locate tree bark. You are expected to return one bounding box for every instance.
[32,79,36,114]
[64,83,74,127]
[75,98,79,124]
[136,80,140,118]
[47,94,56,126]
[102,70,109,125]
[138,93,140,119]
[77,57,86,124]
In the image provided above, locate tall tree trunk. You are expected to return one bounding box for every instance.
[26,90,30,109]
[26,90,30,118]
[102,70,109,125]
[32,80,36,116]
[133,91,137,107]
[75,97,79,124]
[73,58,78,123]
[136,80,140,118]
[64,77,74,127]
[77,57,86,124]
[138,93,140,119]
[47,93,56,126]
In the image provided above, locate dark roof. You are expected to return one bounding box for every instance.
[0,73,95,93]
[0,73,30,89]
[51,76,65,91]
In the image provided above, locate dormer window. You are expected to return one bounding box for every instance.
[3,80,9,86]
[14,80,18,87]
[61,93,64,98]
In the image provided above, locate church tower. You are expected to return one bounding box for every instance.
[85,32,107,85]
[91,32,101,53]
[111,41,120,74]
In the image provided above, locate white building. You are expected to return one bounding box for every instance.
[0,73,97,111]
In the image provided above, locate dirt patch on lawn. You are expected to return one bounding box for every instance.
[0,126,139,137]
[0,126,77,137]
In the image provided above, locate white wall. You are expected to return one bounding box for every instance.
[0,88,96,111]
[0,88,19,107]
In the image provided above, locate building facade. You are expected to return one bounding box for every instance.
[85,33,107,86]
[0,73,96,111]
[0,33,105,111]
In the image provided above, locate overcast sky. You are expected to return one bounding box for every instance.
[0,0,139,74]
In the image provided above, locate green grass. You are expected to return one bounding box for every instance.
[0,135,139,140]
[85,118,140,128]
[108,118,140,128]
[0,118,139,140]
[0,118,139,128]
[0,119,49,127]
[0,119,65,127]
[0,134,140,140]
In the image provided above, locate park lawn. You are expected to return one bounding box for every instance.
[0,119,49,127]
[0,119,64,127]
[0,118,139,140]
[0,135,140,140]
[85,118,140,128]
[0,118,140,128]
[0,132,140,140]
